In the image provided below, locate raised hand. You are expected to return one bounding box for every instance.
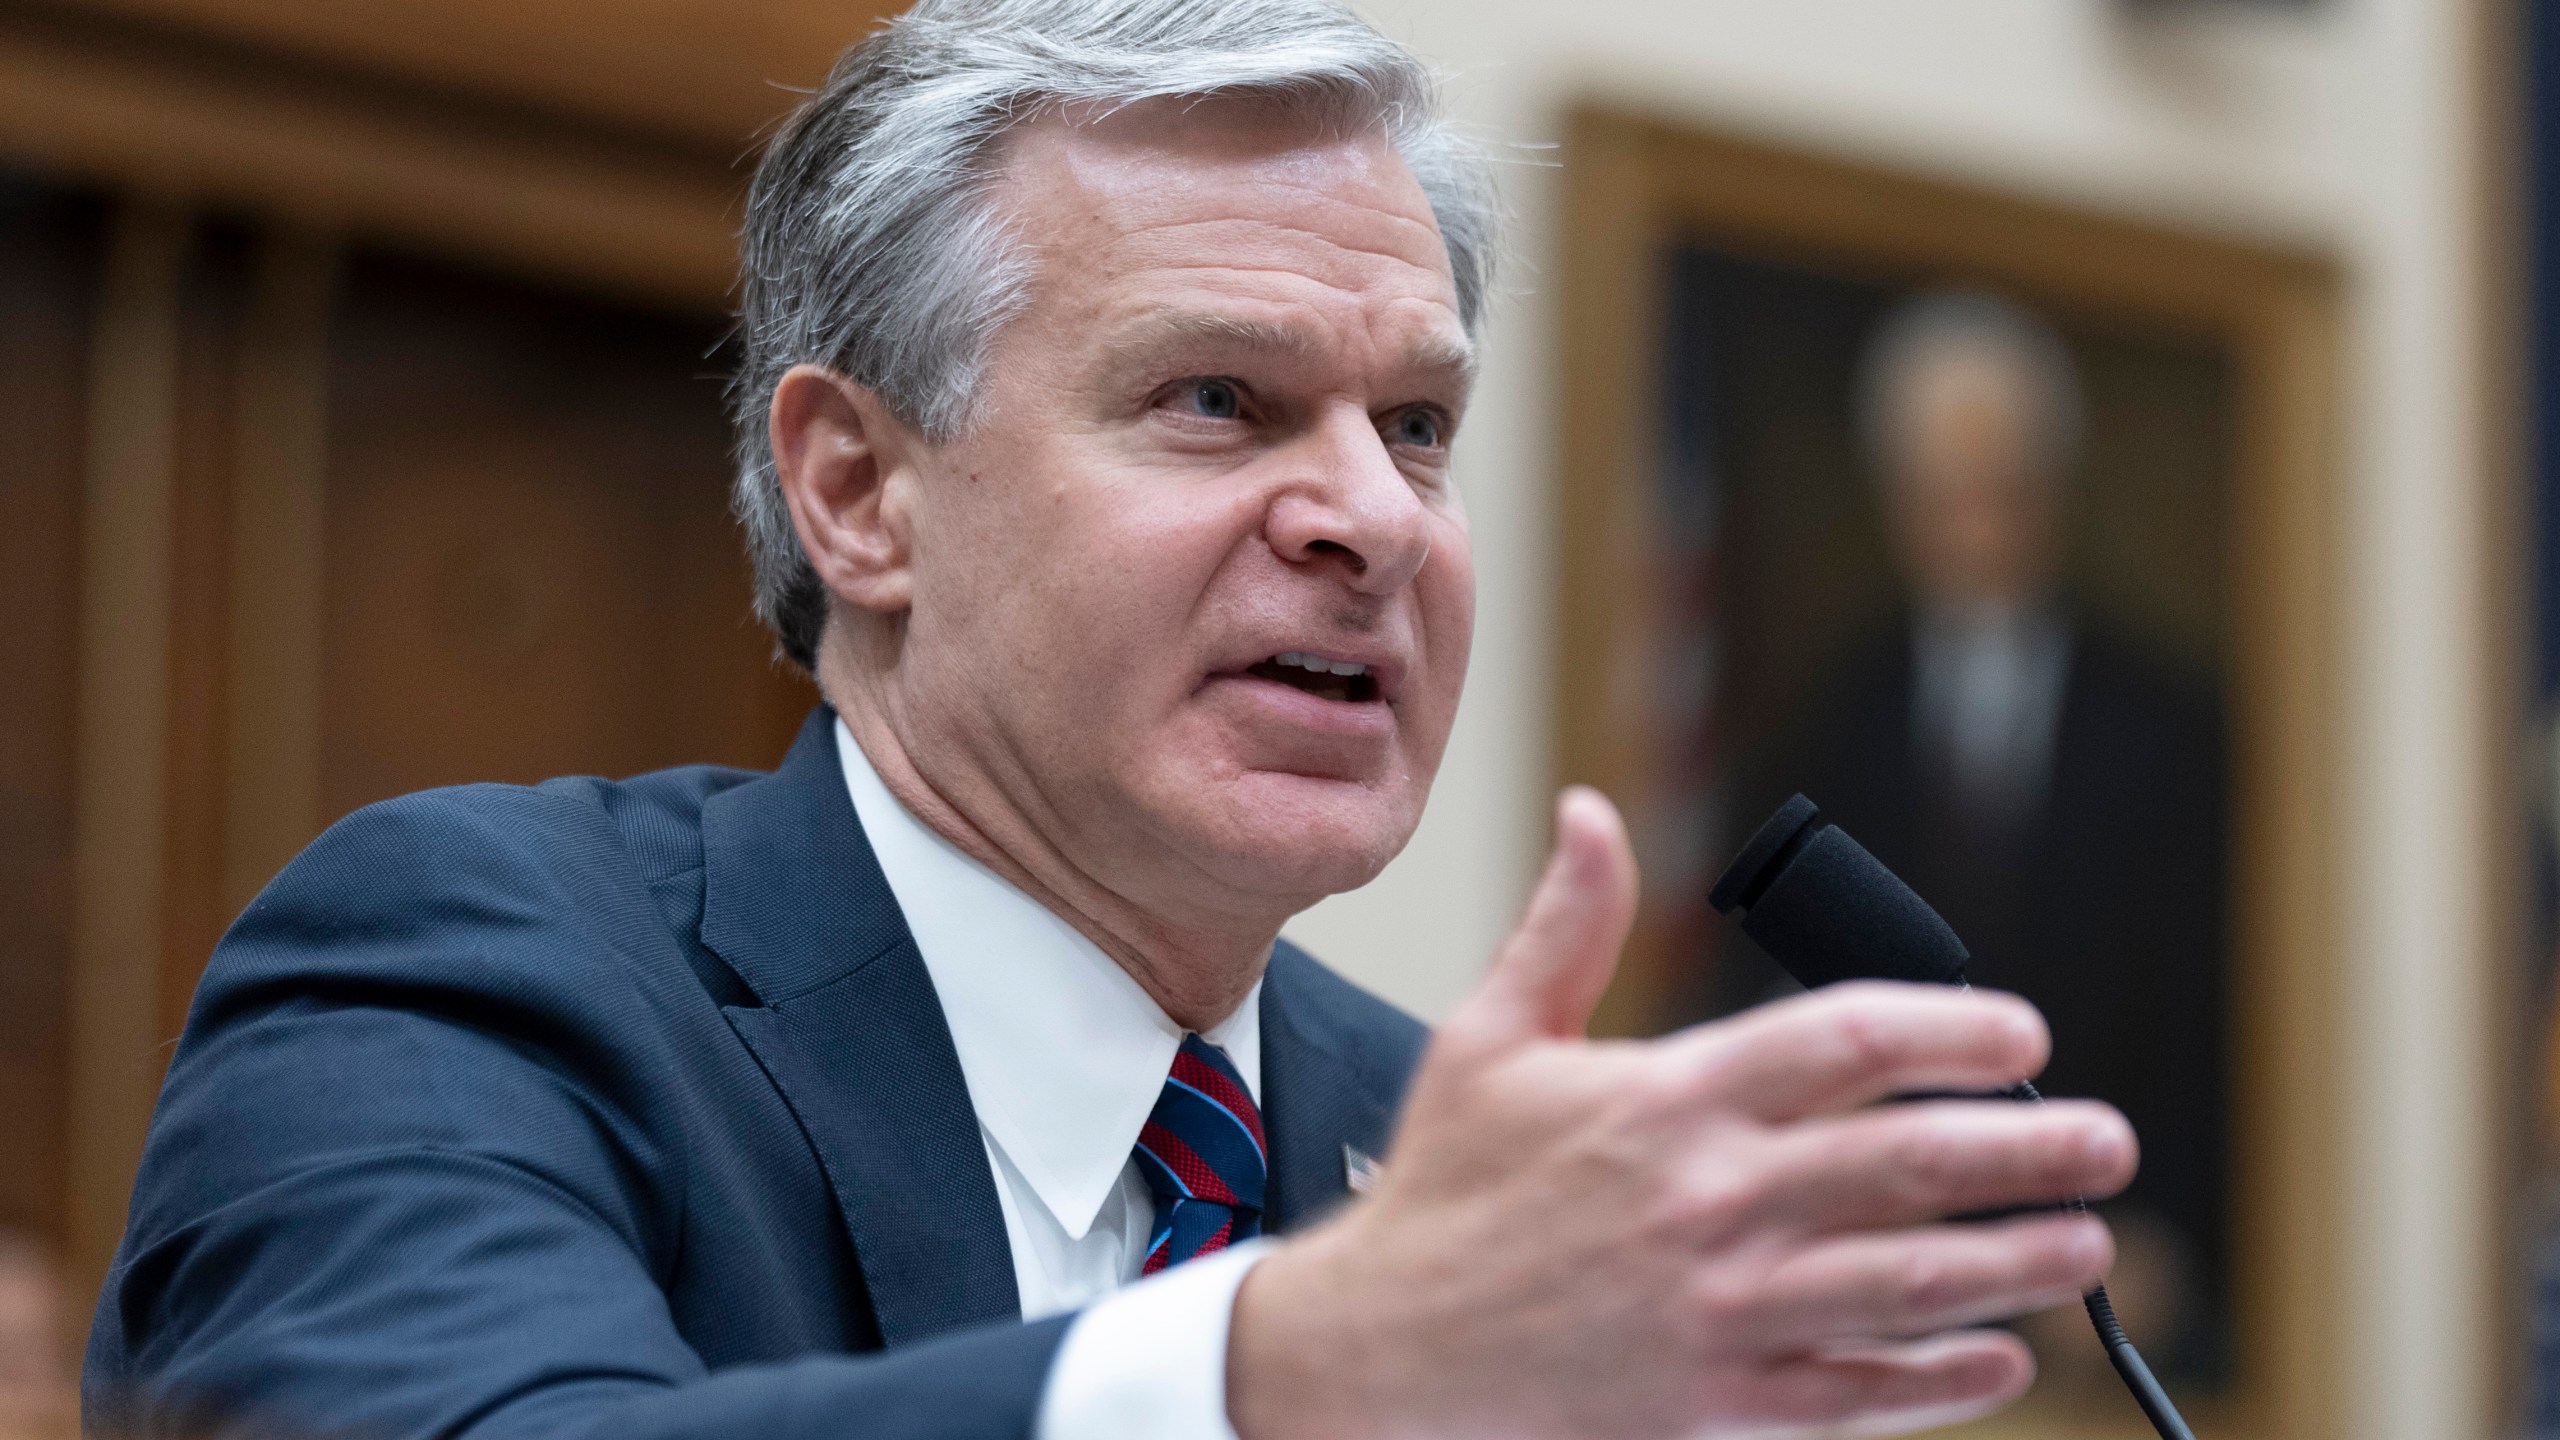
[1229,787,2135,1440]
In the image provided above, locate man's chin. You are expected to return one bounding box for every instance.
[1157,768,1421,903]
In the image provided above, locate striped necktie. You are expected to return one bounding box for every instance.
[1132,1034,1266,1275]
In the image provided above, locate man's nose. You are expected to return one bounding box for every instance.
[1263,407,1433,596]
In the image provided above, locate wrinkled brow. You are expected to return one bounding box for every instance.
[1105,310,1478,392]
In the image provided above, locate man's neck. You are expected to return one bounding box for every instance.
[817,648,1277,1033]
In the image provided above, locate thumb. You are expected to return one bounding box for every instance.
[1453,786,1639,1044]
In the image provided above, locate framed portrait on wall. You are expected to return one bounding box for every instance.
[1554,109,2343,1437]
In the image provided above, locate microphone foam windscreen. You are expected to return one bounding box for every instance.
[1709,796,1971,990]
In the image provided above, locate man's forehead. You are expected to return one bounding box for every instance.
[992,100,1458,303]
[1894,349,2043,427]
[983,114,1465,406]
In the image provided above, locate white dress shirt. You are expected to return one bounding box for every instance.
[835,721,1268,1439]
[1910,602,2072,826]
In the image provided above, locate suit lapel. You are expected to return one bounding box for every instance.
[1258,944,1399,1234]
[702,708,1020,1344]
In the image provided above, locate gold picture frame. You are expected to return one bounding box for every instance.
[1552,106,2345,1438]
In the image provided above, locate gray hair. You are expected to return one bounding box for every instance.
[1856,288,2085,486]
[732,0,1502,671]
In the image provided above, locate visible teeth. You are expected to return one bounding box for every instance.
[1270,651,1370,678]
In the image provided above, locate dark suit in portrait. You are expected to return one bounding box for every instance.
[1726,616,2229,1374]
[86,711,1421,1439]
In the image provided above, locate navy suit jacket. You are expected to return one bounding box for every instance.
[86,709,1428,1439]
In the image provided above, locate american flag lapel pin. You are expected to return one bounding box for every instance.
[1342,1143,1384,1196]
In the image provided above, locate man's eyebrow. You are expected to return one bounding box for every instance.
[1105,311,1479,390]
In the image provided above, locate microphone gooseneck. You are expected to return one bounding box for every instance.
[1709,795,2199,1440]
[2079,1253,2197,1440]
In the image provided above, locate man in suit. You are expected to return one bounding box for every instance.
[1730,290,2228,1378]
[87,6,2138,1438]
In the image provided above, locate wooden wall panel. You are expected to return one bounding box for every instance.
[0,179,100,1247]
[320,253,811,823]
[28,0,896,148]
[0,8,743,315]
[220,236,335,922]
[0,0,863,1333]
[65,199,189,1294]
[155,231,245,1043]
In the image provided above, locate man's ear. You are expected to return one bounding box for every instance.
[770,364,922,614]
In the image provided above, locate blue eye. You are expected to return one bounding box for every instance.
[1184,378,1242,419]
[1391,408,1444,449]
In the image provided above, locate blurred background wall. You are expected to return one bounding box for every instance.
[0,0,2520,1437]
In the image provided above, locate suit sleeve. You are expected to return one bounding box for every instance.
[83,788,1069,1440]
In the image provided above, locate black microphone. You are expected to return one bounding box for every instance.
[1709,794,2199,1440]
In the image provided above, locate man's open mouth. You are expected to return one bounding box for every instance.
[1245,651,1380,704]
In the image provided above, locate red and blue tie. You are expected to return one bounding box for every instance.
[1132,1034,1266,1275]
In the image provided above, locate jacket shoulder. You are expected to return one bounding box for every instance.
[200,763,765,1021]
[255,761,758,888]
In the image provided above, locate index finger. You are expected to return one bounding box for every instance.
[1661,982,2049,1122]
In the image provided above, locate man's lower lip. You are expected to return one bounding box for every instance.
[1205,673,1395,731]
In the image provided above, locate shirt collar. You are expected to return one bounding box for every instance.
[834,719,1261,1240]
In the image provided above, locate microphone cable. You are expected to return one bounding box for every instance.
[2010,1073,2197,1440]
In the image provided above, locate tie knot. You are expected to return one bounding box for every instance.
[1132,1035,1266,1272]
